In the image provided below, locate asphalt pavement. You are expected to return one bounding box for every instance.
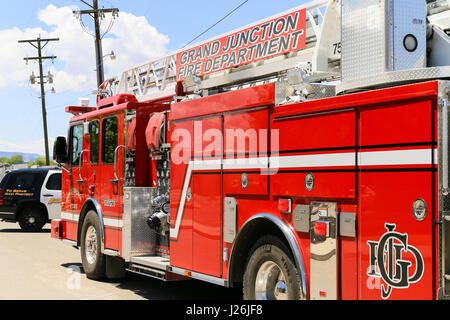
[0,221,242,300]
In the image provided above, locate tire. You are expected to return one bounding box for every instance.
[18,206,46,232]
[243,235,303,300]
[80,210,106,280]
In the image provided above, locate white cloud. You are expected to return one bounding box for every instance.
[0,137,54,156]
[0,26,49,91]
[102,11,170,76]
[0,4,170,93]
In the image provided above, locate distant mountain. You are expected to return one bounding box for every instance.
[0,151,42,162]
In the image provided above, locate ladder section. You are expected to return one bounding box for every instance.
[110,0,339,100]
[110,54,177,102]
[108,0,450,101]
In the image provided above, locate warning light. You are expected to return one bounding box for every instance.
[314,221,329,237]
[278,198,292,213]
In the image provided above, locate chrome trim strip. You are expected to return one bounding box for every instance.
[61,211,79,222]
[104,249,120,256]
[170,267,227,287]
[62,239,77,246]
[229,213,307,298]
[0,212,15,216]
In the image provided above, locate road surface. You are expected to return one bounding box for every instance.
[0,221,242,300]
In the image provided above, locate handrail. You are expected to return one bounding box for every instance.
[111,145,126,184]
[77,149,89,184]
[443,99,449,195]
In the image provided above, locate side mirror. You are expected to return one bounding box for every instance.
[53,136,68,164]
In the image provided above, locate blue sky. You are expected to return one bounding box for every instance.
[0,0,308,156]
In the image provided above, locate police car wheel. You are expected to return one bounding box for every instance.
[18,207,45,232]
[243,235,303,300]
[80,211,106,280]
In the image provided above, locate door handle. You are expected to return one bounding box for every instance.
[43,194,55,197]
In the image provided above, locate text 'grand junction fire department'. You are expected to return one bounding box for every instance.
[51,0,450,300]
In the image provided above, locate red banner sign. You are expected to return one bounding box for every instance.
[176,8,307,81]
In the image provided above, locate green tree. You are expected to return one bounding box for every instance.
[28,157,56,168]
[9,155,24,164]
[0,155,24,165]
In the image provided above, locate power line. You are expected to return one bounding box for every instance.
[183,0,249,48]
[74,0,119,87]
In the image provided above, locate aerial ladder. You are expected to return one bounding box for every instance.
[107,0,450,103]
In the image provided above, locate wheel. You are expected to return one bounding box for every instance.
[80,210,106,280]
[18,206,46,232]
[243,235,303,300]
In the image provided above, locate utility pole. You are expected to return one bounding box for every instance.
[19,36,59,166]
[74,0,119,88]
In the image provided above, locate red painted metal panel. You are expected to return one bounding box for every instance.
[65,221,78,241]
[170,83,275,122]
[358,171,433,300]
[104,228,121,251]
[272,171,355,199]
[273,110,356,152]
[223,108,269,196]
[358,98,434,300]
[193,172,222,276]
[169,120,194,270]
[360,100,432,147]
[271,110,356,199]
[192,117,223,277]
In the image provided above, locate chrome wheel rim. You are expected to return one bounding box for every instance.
[255,261,288,300]
[85,225,97,265]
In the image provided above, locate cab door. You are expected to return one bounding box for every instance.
[64,122,86,241]
[86,120,100,202]
[97,114,125,252]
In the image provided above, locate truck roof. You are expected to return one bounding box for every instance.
[8,168,61,173]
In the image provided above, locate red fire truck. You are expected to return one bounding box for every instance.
[51,0,450,300]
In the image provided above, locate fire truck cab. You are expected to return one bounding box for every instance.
[52,0,450,300]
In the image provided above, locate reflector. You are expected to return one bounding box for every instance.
[314,221,329,236]
[278,198,291,213]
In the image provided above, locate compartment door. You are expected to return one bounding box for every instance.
[169,120,194,271]
[192,117,223,277]
[358,100,434,300]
